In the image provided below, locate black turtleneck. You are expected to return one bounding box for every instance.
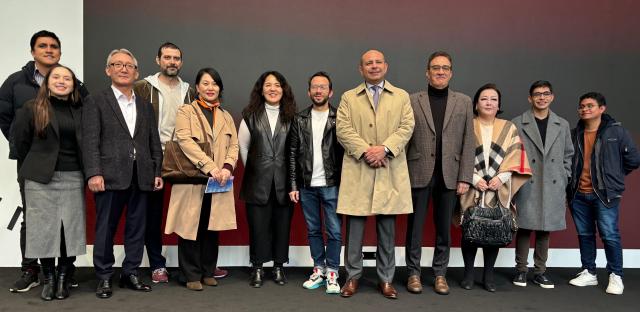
[50,97,81,171]
[428,85,448,166]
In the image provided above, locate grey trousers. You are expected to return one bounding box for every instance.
[344,215,396,283]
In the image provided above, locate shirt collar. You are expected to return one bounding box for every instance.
[365,80,385,91]
[111,85,136,102]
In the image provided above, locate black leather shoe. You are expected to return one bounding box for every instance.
[272,266,287,285]
[41,273,56,301]
[250,268,264,288]
[96,279,112,299]
[484,281,497,292]
[55,272,70,299]
[119,274,152,292]
[460,278,474,290]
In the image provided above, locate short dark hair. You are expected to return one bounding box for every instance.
[30,30,60,51]
[195,67,224,100]
[157,42,182,59]
[427,51,452,68]
[529,80,553,96]
[308,71,332,91]
[579,92,606,107]
[472,83,503,116]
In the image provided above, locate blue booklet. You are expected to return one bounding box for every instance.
[205,176,234,193]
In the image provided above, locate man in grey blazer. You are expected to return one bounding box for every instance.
[405,51,474,295]
[83,49,163,299]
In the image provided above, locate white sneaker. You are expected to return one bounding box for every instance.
[606,273,624,295]
[569,269,598,287]
[303,267,325,289]
[325,271,340,294]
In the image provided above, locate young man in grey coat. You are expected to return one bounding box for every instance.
[511,80,574,289]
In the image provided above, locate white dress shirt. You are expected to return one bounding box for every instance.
[111,85,137,137]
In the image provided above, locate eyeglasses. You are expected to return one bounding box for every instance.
[578,103,598,111]
[429,65,451,72]
[109,62,137,71]
[310,85,329,91]
[531,91,552,98]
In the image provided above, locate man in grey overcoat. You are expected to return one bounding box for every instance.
[511,80,574,289]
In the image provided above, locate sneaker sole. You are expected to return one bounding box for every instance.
[326,289,340,294]
[512,281,527,287]
[533,282,554,289]
[605,289,623,295]
[9,281,40,293]
[303,281,324,290]
[569,281,598,287]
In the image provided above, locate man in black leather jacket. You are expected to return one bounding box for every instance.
[287,71,343,294]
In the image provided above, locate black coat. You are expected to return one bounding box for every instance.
[0,61,89,159]
[82,87,162,191]
[13,99,83,183]
[240,110,291,205]
[569,114,640,207]
[287,105,343,191]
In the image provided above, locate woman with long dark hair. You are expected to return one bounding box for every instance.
[238,71,296,287]
[458,83,531,292]
[13,65,85,301]
[164,68,239,291]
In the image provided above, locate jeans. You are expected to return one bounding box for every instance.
[300,186,342,272]
[570,192,623,276]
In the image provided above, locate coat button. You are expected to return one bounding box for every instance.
[530,180,534,184]
[369,143,373,146]
[431,153,435,157]
[553,180,557,184]
[551,158,555,162]
[531,159,535,163]
[369,123,373,127]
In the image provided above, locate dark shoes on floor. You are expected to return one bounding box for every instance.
[272,266,287,285]
[250,267,264,288]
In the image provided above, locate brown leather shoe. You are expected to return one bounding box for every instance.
[379,282,398,299]
[434,276,450,295]
[186,281,203,291]
[202,277,218,286]
[407,275,422,294]
[340,279,358,298]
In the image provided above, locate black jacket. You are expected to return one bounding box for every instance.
[288,105,343,191]
[239,110,291,205]
[13,99,84,183]
[0,61,89,159]
[569,114,640,207]
[82,88,162,191]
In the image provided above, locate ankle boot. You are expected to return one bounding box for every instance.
[460,267,474,290]
[55,271,70,299]
[41,267,56,301]
[250,267,264,288]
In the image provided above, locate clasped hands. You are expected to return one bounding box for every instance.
[210,168,232,186]
[474,176,502,192]
[363,145,388,168]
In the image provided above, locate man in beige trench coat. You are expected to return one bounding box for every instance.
[337,50,415,299]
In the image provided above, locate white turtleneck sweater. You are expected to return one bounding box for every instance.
[238,103,280,165]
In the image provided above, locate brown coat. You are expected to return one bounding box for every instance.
[336,81,415,216]
[406,89,475,189]
[165,102,239,240]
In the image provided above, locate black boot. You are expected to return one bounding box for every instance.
[272,266,287,285]
[41,267,56,301]
[250,267,264,288]
[55,269,70,299]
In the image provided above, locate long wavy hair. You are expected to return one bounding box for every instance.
[242,71,296,123]
[33,64,81,138]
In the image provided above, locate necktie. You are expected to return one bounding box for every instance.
[372,85,380,110]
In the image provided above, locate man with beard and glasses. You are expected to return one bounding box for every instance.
[288,71,344,294]
[134,42,195,284]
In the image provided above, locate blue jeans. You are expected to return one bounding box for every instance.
[300,186,342,272]
[570,192,623,276]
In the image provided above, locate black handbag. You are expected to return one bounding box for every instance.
[461,190,517,247]
[161,103,211,184]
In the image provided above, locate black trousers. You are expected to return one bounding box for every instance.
[245,185,293,265]
[178,193,218,282]
[145,187,167,270]
[93,165,147,280]
[17,161,39,272]
[405,174,457,277]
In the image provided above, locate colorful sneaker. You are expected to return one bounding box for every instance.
[9,269,40,293]
[151,268,169,283]
[533,273,555,289]
[569,269,598,287]
[214,267,228,279]
[302,267,325,290]
[325,271,340,294]
[606,273,624,295]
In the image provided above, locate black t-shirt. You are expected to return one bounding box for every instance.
[535,115,549,146]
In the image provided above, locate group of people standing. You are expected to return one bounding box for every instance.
[0,30,638,302]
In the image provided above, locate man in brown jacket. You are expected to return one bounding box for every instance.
[337,50,415,299]
[404,51,475,295]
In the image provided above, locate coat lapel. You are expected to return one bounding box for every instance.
[106,89,131,137]
[442,91,456,131]
[258,109,275,149]
[193,103,214,141]
[49,107,60,138]
[418,92,436,133]
[70,105,82,145]
[543,111,562,156]
[521,110,544,154]
[132,96,144,138]
[212,107,225,141]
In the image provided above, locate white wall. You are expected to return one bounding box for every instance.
[0,0,83,266]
